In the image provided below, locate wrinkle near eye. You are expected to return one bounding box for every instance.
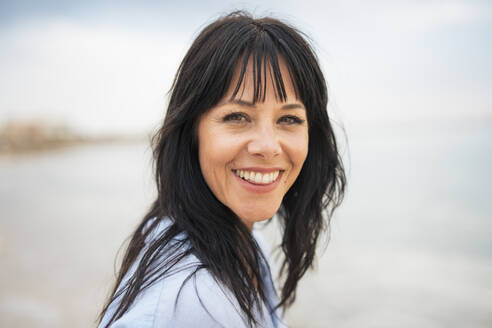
[278,116,305,125]
[223,112,250,123]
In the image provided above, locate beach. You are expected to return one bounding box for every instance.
[1,122,491,327]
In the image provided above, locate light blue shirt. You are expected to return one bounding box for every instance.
[99,218,287,328]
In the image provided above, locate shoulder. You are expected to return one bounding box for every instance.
[103,259,247,328]
[155,266,248,327]
[100,217,249,328]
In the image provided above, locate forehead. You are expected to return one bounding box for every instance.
[221,55,299,104]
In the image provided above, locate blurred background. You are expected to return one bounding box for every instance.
[0,0,491,327]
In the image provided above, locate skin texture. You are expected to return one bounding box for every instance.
[198,57,309,230]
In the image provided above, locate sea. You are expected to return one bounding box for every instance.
[1,120,491,328]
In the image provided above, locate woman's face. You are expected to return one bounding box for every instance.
[197,57,309,230]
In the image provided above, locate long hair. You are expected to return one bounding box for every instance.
[99,11,345,327]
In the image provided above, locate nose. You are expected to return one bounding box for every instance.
[247,123,281,159]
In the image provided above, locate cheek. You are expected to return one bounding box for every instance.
[198,125,234,194]
[198,122,216,187]
[288,131,309,169]
[200,134,232,170]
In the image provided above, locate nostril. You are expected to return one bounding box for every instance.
[247,130,281,158]
[247,140,281,158]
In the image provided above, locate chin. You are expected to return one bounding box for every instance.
[237,207,279,227]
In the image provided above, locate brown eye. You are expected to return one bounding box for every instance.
[223,112,250,123]
[278,115,305,125]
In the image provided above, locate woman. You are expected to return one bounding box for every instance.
[98,11,345,328]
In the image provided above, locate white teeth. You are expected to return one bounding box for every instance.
[273,171,279,180]
[233,169,281,184]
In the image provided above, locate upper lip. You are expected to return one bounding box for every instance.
[233,167,284,173]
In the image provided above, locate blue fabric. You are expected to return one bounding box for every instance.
[99,218,287,328]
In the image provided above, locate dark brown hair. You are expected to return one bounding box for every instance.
[99,10,345,327]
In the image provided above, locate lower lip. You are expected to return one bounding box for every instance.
[233,171,282,194]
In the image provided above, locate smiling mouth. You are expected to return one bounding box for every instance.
[232,169,282,184]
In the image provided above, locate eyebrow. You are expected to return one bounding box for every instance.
[228,99,305,110]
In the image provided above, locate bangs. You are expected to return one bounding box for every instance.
[229,32,300,103]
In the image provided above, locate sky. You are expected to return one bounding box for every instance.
[0,0,491,135]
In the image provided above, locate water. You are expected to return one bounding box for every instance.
[284,121,492,327]
[1,123,491,327]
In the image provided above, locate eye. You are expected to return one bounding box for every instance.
[222,112,250,123]
[278,115,305,125]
